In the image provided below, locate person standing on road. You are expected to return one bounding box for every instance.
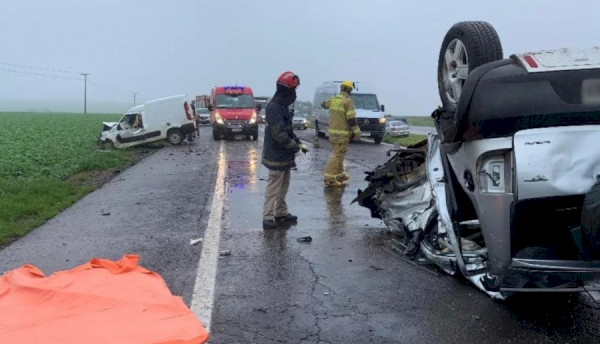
[187,100,197,142]
[262,71,308,229]
[321,80,361,187]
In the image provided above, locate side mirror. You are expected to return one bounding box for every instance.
[256,104,262,112]
[117,124,123,131]
[208,104,214,111]
[381,104,385,112]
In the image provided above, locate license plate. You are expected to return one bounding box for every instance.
[361,131,371,137]
[582,79,600,104]
[232,128,242,132]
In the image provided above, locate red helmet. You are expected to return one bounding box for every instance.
[277,71,300,89]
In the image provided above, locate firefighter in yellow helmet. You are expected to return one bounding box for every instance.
[321,80,361,187]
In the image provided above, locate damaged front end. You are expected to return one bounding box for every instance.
[355,135,502,298]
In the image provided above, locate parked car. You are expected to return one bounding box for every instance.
[197,107,210,125]
[293,116,308,130]
[384,119,410,137]
[99,94,195,148]
[355,21,600,299]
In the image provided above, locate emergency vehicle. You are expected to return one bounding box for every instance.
[208,86,259,140]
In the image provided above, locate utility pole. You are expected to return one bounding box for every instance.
[80,73,89,114]
[130,91,138,105]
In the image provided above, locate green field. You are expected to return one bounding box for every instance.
[0,112,159,244]
[405,116,434,127]
[382,134,427,147]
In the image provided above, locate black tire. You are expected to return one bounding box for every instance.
[374,136,382,144]
[100,139,114,150]
[212,128,220,141]
[437,21,503,110]
[252,130,259,141]
[582,182,600,251]
[167,129,184,145]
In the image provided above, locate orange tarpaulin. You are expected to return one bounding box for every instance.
[0,254,209,344]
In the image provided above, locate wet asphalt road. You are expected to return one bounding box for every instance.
[212,127,600,343]
[2,125,600,343]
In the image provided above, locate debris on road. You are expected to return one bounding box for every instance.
[297,236,312,243]
[219,250,231,257]
[190,238,203,246]
[100,209,110,216]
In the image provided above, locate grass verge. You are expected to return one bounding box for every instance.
[382,134,428,147]
[405,116,434,127]
[0,112,161,245]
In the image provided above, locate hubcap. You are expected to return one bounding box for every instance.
[171,133,181,143]
[443,39,469,105]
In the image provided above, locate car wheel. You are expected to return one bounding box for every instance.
[253,130,259,141]
[582,181,600,251]
[212,128,220,141]
[100,139,114,150]
[437,21,503,110]
[374,136,382,144]
[167,129,184,145]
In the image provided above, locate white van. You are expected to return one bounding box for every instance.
[99,94,196,148]
[313,81,387,144]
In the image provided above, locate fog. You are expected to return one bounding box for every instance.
[1,0,597,114]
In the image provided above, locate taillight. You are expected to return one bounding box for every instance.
[523,55,538,68]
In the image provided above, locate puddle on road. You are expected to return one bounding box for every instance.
[226,146,259,190]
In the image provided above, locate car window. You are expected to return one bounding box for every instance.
[314,93,335,108]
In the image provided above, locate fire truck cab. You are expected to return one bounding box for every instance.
[209,86,259,140]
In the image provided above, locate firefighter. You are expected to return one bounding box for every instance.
[322,80,361,187]
[262,71,308,229]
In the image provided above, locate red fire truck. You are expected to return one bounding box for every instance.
[208,86,258,140]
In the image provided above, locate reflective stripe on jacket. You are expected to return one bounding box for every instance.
[322,91,361,137]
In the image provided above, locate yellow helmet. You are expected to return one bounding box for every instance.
[341,80,354,91]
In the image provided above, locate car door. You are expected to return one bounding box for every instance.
[116,114,146,144]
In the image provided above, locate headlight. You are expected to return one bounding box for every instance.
[249,111,257,124]
[379,117,387,124]
[215,112,224,125]
[303,119,307,123]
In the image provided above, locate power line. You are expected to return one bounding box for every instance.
[0,62,81,75]
[0,68,82,80]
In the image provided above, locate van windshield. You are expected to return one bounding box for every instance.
[350,94,380,111]
[216,94,254,109]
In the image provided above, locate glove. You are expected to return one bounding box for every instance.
[299,144,309,154]
[295,150,306,162]
[353,130,362,138]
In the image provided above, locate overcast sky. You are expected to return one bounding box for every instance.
[1,0,598,114]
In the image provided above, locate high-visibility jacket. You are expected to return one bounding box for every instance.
[322,91,361,138]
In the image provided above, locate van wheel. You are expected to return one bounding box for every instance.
[437,21,503,110]
[100,139,114,150]
[253,130,259,141]
[212,129,220,141]
[374,136,382,144]
[167,129,184,145]
[582,182,600,251]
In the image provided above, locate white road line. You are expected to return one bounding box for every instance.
[191,141,226,332]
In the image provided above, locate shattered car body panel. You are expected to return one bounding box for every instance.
[356,131,600,299]
[356,135,503,298]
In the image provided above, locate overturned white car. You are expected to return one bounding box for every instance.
[100,94,196,148]
[355,21,600,299]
